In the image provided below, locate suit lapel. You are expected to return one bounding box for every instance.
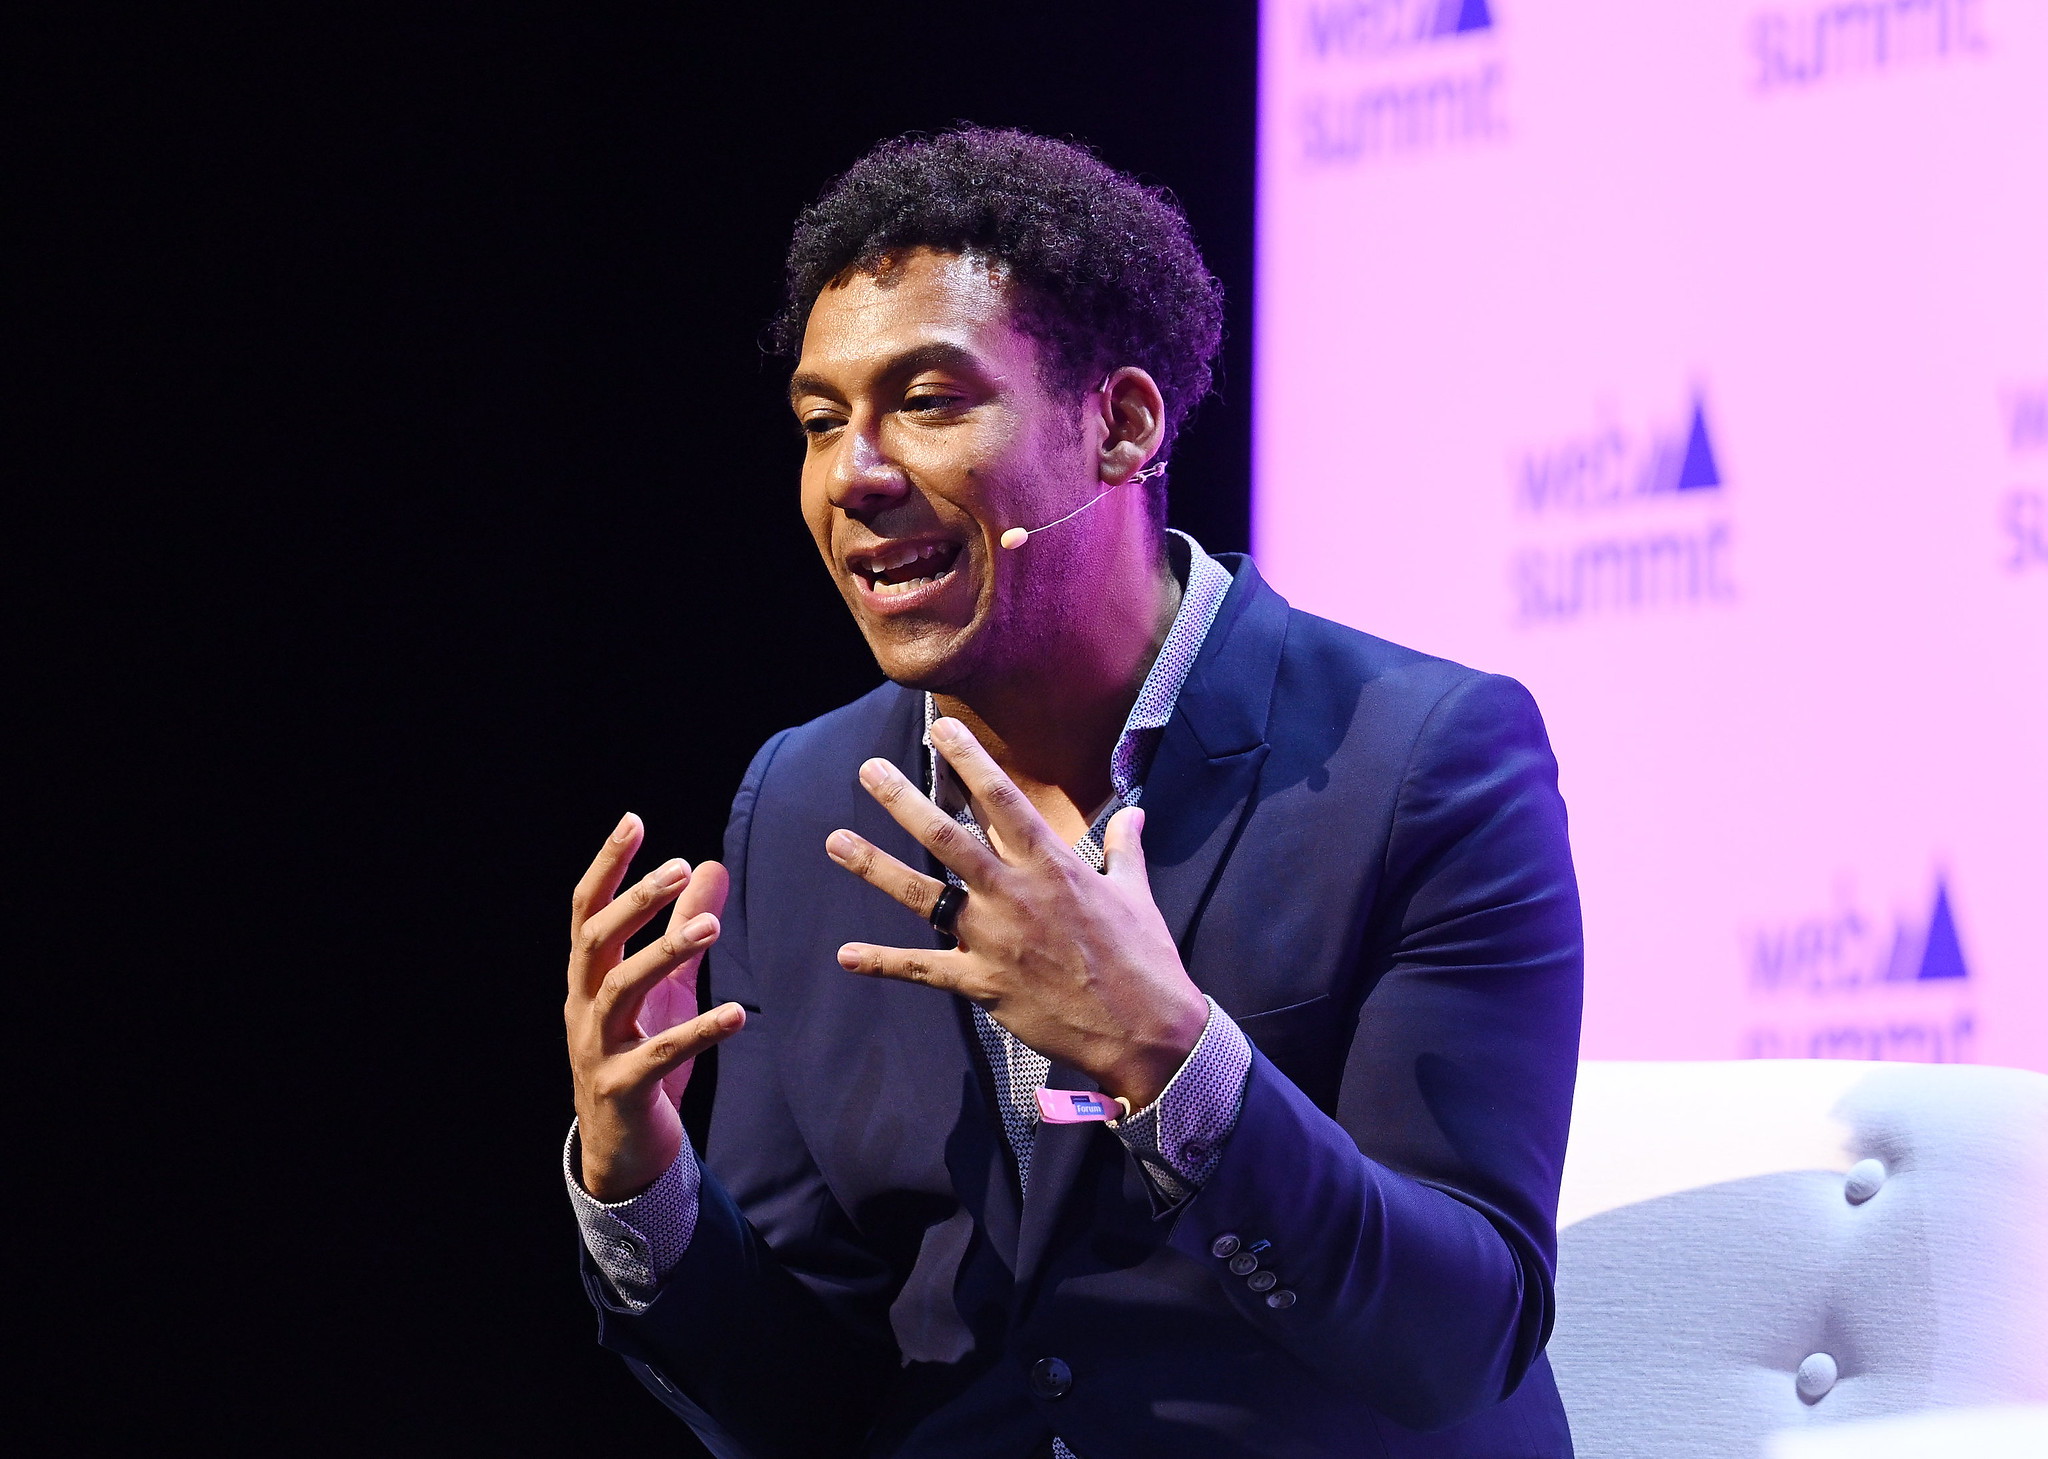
[1139,556,1288,953]
[1144,729,1271,952]
[778,688,1021,1271]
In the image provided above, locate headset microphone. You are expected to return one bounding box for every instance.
[999,462,1168,550]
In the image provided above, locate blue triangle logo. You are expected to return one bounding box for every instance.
[1916,878,1969,981]
[1676,398,1722,491]
[1435,0,1494,36]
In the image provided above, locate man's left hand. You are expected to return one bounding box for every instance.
[825,716,1209,1111]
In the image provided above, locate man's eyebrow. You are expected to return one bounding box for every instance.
[787,371,834,407]
[786,342,985,408]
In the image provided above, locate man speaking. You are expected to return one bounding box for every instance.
[560,128,1582,1458]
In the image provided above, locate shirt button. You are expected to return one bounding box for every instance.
[1265,1289,1297,1309]
[1029,1357,1074,1401]
[1228,1252,1260,1277]
[1247,1270,1278,1293]
[1210,1233,1241,1259]
[1183,1139,1209,1160]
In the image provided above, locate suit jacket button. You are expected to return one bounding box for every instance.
[1029,1357,1074,1400]
[1247,1270,1278,1293]
[1228,1252,1259,1276]
[1210,1233,1241,1259]
[1265,1289,1297,1309]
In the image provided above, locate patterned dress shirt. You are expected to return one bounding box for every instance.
[567,531,1258,1458]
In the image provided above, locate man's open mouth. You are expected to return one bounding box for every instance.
[848,539,964,598]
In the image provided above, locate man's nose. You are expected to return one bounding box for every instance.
[827,419,911,517]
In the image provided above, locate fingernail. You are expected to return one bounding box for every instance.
[717,1003,745,1030]
[931,718,961,744]
[650,858,689,888]
[837,945,862,970]
[610,813,637,843]
[826,830,857,860]
[859,759,890,789]
[687,913,719,941]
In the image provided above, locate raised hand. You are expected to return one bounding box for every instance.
[824,717,1208,1110]
[565,813,746,1201]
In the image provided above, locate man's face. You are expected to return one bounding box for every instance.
[790,248,1102,691]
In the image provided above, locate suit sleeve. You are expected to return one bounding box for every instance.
[1168,671,1583,1432]
[580,729,899,1458]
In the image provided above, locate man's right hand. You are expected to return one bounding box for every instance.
[566,812,746,1202]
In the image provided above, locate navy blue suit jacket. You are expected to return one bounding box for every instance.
[581,556,1583,1458]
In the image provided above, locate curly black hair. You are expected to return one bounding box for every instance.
[771,127,1225,458]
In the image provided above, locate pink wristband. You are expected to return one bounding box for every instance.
[1036,1087,1132,1124]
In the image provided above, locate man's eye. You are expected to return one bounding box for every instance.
[801,415,844,436]
[903,393,962,415]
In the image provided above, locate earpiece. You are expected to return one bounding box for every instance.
[999,462,1167,549]
[1001,373,1166,550]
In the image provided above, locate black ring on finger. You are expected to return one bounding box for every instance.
[929,883,967,948]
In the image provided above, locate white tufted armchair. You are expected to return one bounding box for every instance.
[1548,1060,2048,1458]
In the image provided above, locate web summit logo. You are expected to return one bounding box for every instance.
[1304,0,1494,55]
[1510,391,1735,627]
[1297,0,1505,165]
[1748,875,1969,995]
[1742,872,1976,1063]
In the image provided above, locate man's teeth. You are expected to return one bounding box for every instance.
[870,565,954,595]
[857,541,957,594]
[865,542,951,574]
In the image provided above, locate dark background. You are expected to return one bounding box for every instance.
[19,3,1257,1452]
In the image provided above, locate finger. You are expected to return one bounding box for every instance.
[571,812,644,933]
[836,941,968,993]
[570,856,693,996]
[596,862,731,1038]
[854,757,1002,883]
[673,858,732,925]
[1102,805,1150,888]
[618,1002,748,1091]
[824,830,948,920]
[594,909,722,1044]
[926,718,1060,862]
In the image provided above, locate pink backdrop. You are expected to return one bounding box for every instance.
[1254,0,2048,1069]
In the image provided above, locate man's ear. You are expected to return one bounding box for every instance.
[1096,367,1167,483]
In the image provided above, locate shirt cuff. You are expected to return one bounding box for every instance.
[1107,995,1253,1205]
[562,1120,701,1311]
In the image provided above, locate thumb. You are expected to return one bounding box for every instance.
[1103,805,1150,888]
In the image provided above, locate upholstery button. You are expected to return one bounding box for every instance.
[1844,1158,1888,1204]
[1029,1357,1073,1401]
[1228,1252,1260,1276]
[1796,1352,1838,1401]
[1265,1289,1297,1309]
[1247,1270,1278,1293]
[1210,1233,1241,1259]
